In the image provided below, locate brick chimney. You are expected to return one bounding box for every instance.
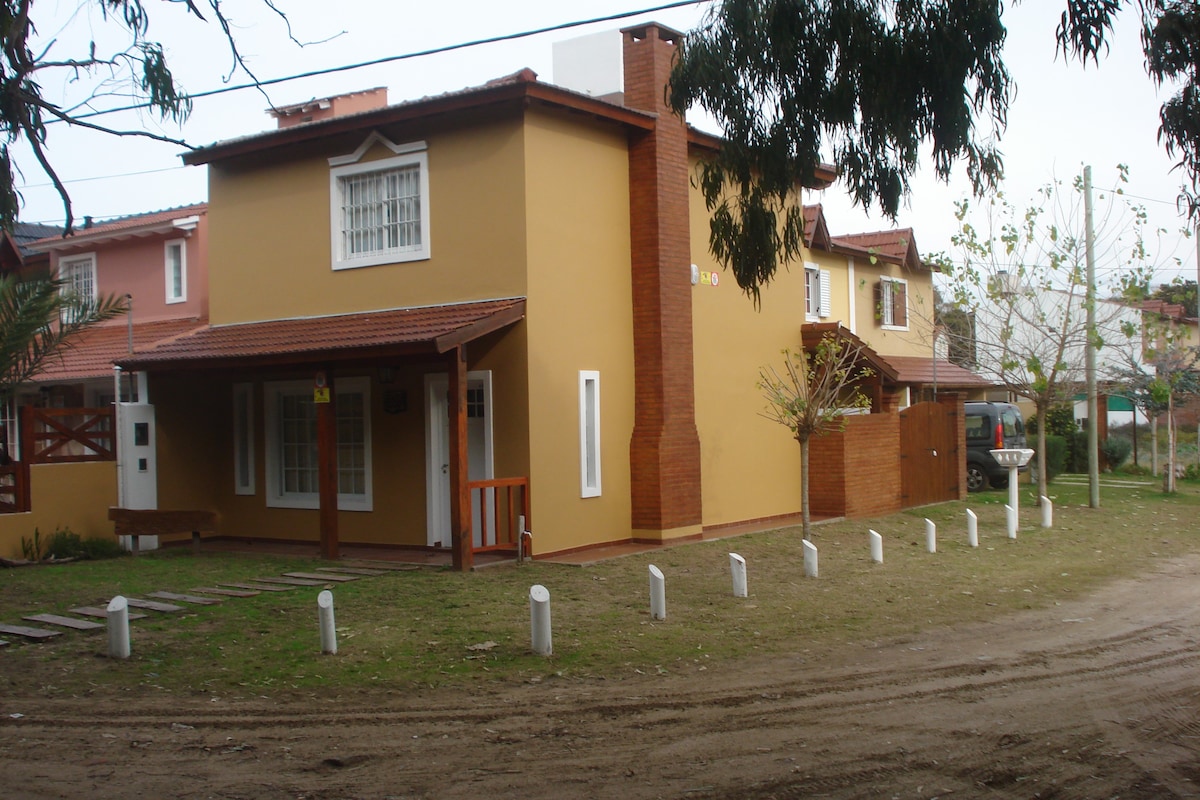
[269,87,389,129]
[622,23,703,540]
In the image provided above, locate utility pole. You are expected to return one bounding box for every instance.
[1084,166,1100,508]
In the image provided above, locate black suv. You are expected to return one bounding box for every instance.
[964,401,1028,492]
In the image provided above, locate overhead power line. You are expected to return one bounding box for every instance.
[70,0,709,123]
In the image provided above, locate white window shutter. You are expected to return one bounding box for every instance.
[819,269,832,318]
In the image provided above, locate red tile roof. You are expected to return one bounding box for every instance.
[33,317,206,382]
[877,354,993,389]
[117,298,526,371]
[830,228,924,270]
[30,204,207,251]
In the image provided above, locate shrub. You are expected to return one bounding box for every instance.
[44,527,126,561]
[1184,463,1200,482]
[1028,405,1077,438]
[1040,434,1067,480]
[1120,462,1151,476]
[1100,437,1133,471]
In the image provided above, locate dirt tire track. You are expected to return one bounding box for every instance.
[4,556,1200,799]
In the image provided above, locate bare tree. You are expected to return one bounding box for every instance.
[935,168,1169,501]
[758,331,874,540]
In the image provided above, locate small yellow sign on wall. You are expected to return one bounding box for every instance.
[314,387,331,404]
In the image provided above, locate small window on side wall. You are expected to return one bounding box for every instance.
[233,383,255,495]
[579,371,601,498]
[876,277,908,329]
[165,239,187,303]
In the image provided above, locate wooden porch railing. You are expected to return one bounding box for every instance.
[468,477,530,554]
[0,462,29,513]
[21,406,115,464]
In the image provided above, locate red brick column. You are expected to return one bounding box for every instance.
[622,23,702,537]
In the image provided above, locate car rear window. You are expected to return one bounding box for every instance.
[1002,409,1021,436]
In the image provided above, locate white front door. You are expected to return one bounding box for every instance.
[425,371,494,547]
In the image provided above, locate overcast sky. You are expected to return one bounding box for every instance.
[15,0,1197,285]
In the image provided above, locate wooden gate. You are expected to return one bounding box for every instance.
[899,401,959,507]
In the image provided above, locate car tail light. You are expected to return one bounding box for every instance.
[995,422,1004,449]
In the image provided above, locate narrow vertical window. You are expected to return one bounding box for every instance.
[165,240,187,303]
[804,265,820,319]
[58,253,96,322]
[579,371,601,497]
[233,383,255,495]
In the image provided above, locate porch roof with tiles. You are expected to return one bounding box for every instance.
[115,298,526,371]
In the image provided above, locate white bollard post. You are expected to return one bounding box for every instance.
[925,519,937,553]
[1040,496,1053,528]
[869,530,883,564]
[967,509,979,548]
[530,584,552,656]
[729,553,748,598]
[1008,466,1020,516]
[649,564,666,620]
[318,589,337,655]
[106,595,130,659]
[1006,504,1017,539]
[803,539,818,578]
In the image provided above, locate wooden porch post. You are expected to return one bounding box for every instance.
[448,345,472,571]
[316,369,339,560]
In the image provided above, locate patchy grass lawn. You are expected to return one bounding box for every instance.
[2,476,1198,699]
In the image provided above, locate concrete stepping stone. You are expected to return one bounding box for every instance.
[0,623,62,640]
[317,566,387,577]
[71,606,148,620]
[22,614,104,631]
[190,587,259,598]
[0,640,7,647]
[284,572,358,582]
[219,582,294,592]
[126,598,185,613]
[337,561,420,571]
[148,591,223,606]
[252,576,324,587]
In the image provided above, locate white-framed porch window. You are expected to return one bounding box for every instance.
[165,239,187,303]
[264,377,372,510]
[579,370,601,498]
[878,276,908,329]
[330,142,430,270]
[804,263,832,320]
[233,383,255,495]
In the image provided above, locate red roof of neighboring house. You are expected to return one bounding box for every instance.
[116,298,527,371]
[877,354,993,390]
[29,204,207,251]
[830,228,924,270]
[1141,299,1192,323]
[32,317,206,382]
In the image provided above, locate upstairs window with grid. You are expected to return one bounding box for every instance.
[59,254,96,322]
[330,147,430,270]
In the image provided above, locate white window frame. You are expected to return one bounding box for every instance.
[164,239,187,304]
[59,252,97,298]
[579,370,602,498]
[264,377,372,511]
[233,382,255,495]
[804,264,832,320]
[329,139,430,271]
[880,276,909,330]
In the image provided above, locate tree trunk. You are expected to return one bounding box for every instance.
[1165,395,1177,493]
[1151,416,1159,476]
[800,436,811,541]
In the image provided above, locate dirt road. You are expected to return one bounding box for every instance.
[4,555,1200,799]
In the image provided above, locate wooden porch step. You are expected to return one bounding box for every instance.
[251,576,325,587]
[190,587,259,598]
[148,591,223,606]
[0,623,61,640]
[22,614,104,631]
[71,606,148,620]
[283,572,359,582]
[317,566,387,577]
[126,598,186,613]
[219,582,295,592]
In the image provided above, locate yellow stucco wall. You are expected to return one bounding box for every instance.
[205,115,530,325]
[0,462,116,559]
[847,257,937,358]
[522,110,635,555]
[688,176,811,528]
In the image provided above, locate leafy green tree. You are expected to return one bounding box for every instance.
[1146,278,1198,317]
[758,332,874,540]
[0,274,127,407]
[668,0,1200,300]
[0,0,295,233]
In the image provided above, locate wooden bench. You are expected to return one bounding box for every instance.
[108,508,219,555]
